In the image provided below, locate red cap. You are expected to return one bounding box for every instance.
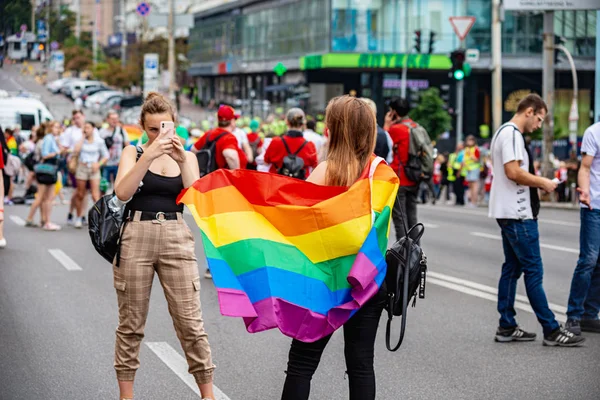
[217,105,240,121]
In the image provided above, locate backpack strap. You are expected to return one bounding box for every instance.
[293,140,308,156]
[204,132,228,148]
[281,136,292,155]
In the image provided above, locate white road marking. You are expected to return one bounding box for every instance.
[48,249,82,271]
[422,223,439,229]
[146,342,231,400]
[421,205,580,227]
[470,232,579,254]
[429,271,567,316]
[9,216,25,226]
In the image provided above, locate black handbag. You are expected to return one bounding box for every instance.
[384,201,428,352]
[88,147,143,264]
[33,162,59,185]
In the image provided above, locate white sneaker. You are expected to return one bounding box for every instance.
[0,238,6,248]
[74,218,83,229]
[204,269,212,279]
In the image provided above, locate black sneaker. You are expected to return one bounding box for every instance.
[580,318,600,333]
[495,326,537,342]
[565,319,581,336]
[543,326,586,347]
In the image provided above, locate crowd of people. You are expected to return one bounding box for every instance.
[1,91,599,400]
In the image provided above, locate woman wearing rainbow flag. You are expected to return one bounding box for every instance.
[179,96,399,399]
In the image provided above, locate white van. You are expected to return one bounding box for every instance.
[0,95,54,138]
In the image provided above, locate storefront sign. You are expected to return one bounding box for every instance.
[504,0,600,11]
[383,79,429,90]
[300,53,452,71]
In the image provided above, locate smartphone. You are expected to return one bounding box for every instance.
[161,121,175,139]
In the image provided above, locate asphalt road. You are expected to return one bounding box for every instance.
[2,67,600,399]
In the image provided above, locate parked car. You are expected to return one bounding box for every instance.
[85,90,123,110]
[80,86,111,103]
[46,77,75,94]
[62,80,103,100]
[112,95,143,113]
[93,93,124,114]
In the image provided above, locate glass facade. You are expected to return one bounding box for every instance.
[188,0,329,65]
[188,0,597,67]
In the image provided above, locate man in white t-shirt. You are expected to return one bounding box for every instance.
[303,120,326,162]
[489,94,584,347]
[232,125,254,165]
[565,121,600,335]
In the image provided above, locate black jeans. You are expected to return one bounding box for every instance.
[453,175,465,205]
[392,185,418,241]
[281,286,387,400]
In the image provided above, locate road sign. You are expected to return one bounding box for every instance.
[504,0,600,11]
[148,14,193,28]
[143,53,159,97]
[53,51,64,73]
[51,41,59,50]
[466,48,479,63]
[449,16,476,42]
[273,62,287,77]
[20,24,27,32]
[136,2,150,17]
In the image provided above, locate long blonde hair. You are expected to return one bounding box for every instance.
[324,96,377,187]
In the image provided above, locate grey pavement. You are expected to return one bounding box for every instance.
[1,197,599,400]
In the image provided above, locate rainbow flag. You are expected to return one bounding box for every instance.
[177,157,399,342]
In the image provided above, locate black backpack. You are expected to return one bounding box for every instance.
[104,126,125,149]
[88,147,143,265]
[197,132,228,177]
[278,137,307,180]
[384,205,427,352]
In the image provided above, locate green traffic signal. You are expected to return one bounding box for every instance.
[453,69,465,80]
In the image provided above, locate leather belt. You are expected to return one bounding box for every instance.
[137,211,180,222]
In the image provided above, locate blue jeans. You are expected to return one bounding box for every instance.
[496,219,559,336]
[567,208,600,321]
[102,165,119,184]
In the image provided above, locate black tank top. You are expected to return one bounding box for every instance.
[127,170,184,213]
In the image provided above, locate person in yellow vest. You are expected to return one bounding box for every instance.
[451,142,465,205]
[462,135,481,207]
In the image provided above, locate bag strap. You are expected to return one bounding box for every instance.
[281,136,292,155]
[205,132,228,148]
[293,140,308,156]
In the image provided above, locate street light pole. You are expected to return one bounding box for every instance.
[120,0,127,67]
[167,0,176,102]
[555,44,579,157]
[491,0,503,132]
[541,11,554,179]
[400,0,409,99]
[455,40,465,147]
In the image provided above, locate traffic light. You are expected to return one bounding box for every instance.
[554,35,566,63]
[450,49,466,81]
[428,31,436,54]
[38,43,44,51]
[413,30,422,53]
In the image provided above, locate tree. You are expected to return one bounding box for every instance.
[409,88,452,140]
[1,0,32,35]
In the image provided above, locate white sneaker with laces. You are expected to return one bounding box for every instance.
[74,218,83,229]
[0,238,6,248]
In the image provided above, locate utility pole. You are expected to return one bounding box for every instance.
[491,0,503,132]
[456,40,465,146]
[120,0,127,67]
[46,0,51,66]
[76,0,81,43]
[400,0,409,99]
[555,44,579,157]
[541,11,554,179]
[93,0,99,66]
[30,0,35,35]
[167,0,176,102]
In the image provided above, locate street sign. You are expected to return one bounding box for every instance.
[449,16,476,42]
[148,14,193,28]
[466,48,479,63]
[504,0,600,11]
[143,53,159,97]
[53,51,64,73]
[51,41,59,50]
[20,24,27,32]
[136,2,150,17]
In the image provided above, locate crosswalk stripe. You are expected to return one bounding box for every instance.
[48,249,82,271]
[146,342,232,400]
[470,232,579,254]
[9,215,25,226]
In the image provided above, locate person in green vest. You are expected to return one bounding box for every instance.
[451,142,465,206]
[462,135,482,207]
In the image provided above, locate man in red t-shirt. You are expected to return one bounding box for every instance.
[384,97,418,241]
[264,108,317,179]
[192,105,246,170]
[246,119,263,170]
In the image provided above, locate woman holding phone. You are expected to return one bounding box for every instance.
[72,121,109,228]
[112,92,215,400]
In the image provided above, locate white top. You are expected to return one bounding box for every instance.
[79,137,109,165]
[489,122,532,220]
[255,137,273,172]
[232,127,249,149]
[581,122,600,210]
[100,126,129,166]
[303,129,326,157]
[60,125,99,150]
